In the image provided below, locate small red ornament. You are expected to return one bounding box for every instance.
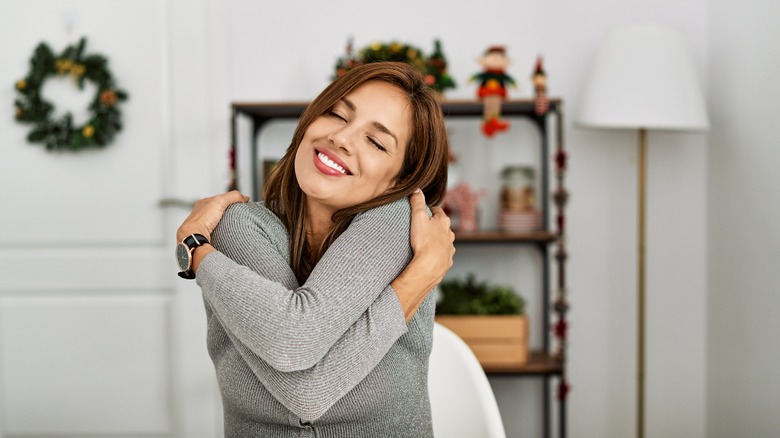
[557,380,571,400]
[555,150,568,171]
[556,213,565,233]
[552,319,568,339]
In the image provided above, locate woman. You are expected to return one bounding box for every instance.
[176,62,454,437]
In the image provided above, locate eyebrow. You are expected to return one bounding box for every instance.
[341,97,399,149]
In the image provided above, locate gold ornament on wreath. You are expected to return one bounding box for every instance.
[13,37,128,151]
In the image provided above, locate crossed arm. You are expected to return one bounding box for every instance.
[177,190,454,420]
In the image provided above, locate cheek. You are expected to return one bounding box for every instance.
[364,157,404,192]
[293,148,305,177]
[293,146,316,189]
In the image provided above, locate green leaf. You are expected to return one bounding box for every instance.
[436,273,525,315]
[28,125,50,142]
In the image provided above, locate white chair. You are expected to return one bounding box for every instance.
[428,322,507,438]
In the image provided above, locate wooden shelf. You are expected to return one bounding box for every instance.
[440,98,561,117]
[454,230,558,244]
[231,99,563,125]
[483,351,563,376]
[232,101,307,120]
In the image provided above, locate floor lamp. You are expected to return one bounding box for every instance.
[577,24,709,438]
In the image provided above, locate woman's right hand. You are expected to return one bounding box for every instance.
[175,190,249,275]
[176,190,250,242]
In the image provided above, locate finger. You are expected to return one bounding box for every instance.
[430,206,448,219]
[409,189,427,216]
[221,190,250,205]
[230,190,250,201]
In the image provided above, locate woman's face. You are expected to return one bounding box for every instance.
[294,81,411,216]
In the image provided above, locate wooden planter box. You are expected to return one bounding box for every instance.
[435,315,529,368]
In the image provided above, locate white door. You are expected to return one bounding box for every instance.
[0,0,228,436]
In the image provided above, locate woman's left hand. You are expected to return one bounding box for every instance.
[408,189,456,287]
[176,190,250,242]
[391,189,456,321]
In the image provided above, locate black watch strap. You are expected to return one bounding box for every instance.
[177,234,210,279]
[184,233,209,248]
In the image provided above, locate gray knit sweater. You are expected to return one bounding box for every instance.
[196,198,435,438]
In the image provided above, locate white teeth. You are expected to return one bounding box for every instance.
[317,152,347,174]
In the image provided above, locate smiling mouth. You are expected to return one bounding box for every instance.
[315,150,352,175]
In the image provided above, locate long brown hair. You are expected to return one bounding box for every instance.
[263,62,449,283]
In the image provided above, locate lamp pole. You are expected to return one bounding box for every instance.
[637,127,647,438]
[577,24,709,438]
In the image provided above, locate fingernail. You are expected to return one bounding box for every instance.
[413,188,421,194]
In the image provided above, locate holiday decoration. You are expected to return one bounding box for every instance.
[333,39,456,94]
[557,380,571,401]
[552,319,568,339]
[425,40,456,93]
[443,183,484,232]
[532,55,549,115]
[13,37,128,151]
[551,111,571,400]
[227,147,238,191]
[471,45,516,137]
[333,37,361,79]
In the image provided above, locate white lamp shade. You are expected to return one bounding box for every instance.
[578,24,709,131]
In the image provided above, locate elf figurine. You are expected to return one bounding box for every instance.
[532,55,549,115]
[471,45,516,137]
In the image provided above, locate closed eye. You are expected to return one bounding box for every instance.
[367,136,388,152]
[328,110,347,122]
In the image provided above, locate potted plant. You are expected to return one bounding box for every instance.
[435,273,529,368]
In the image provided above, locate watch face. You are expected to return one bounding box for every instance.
[176,242,191,271]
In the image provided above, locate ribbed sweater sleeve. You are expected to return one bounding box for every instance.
[196,199,414,420]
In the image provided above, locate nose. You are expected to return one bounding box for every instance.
[328,125,356,155]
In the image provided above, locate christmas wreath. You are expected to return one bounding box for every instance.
[333,39,456,94]
[13,37,128,151]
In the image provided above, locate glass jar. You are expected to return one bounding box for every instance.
[500,166,535,212]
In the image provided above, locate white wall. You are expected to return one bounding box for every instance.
[0,0,231,436]
[228,1,708,437]
[9,0,763,436]
[707,1,780,437]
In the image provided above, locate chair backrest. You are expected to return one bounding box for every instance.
[428,322,507,438]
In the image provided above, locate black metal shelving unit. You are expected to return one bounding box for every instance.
[230,99,570,438]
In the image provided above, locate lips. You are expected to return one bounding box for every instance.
[314,149,353,176]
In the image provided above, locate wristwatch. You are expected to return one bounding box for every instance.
[176,233,210,279]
